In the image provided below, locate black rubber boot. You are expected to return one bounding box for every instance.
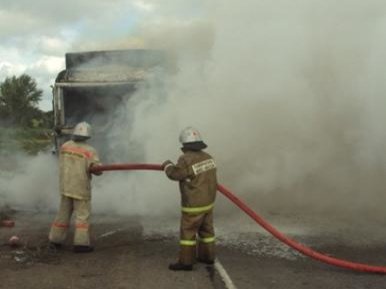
[197,258,215,265]
[73,245,94,253]
[48,242,62,250]
[168,262,193,271]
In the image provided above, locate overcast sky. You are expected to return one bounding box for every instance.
[0,0,205,111]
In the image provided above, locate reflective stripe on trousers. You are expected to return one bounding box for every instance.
[180,236,215,246]
[178,209,215,264]
[198,236,215,243]
[49,195,91,246]
[180,239,197,246]
[181,203,214,214]
[52,222,69,228]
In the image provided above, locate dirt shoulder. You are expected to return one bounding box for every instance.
[0,211,222,289]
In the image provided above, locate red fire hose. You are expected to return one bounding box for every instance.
[91,163,386,274]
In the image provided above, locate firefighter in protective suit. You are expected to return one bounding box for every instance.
[48,121,102,253]
[163,127,218,271]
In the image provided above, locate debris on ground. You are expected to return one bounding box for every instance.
[8,235,20,247]
[13,250,30,264]
[1,219,15,227]
[4,242,62,266]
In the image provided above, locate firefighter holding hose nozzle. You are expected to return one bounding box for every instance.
[48,121,102,253]
[162,127,218,271]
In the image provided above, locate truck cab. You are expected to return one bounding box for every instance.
[52,49,165,161]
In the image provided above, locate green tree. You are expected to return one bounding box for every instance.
[0,74,43,127]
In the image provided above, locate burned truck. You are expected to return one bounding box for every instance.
[52,49,165,161]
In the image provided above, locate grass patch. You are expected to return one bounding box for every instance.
[0,127,52,155]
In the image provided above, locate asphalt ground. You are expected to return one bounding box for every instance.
[1,211,386,289]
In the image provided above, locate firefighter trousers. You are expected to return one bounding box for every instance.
[179,209,215,265]
[49,195,91,246]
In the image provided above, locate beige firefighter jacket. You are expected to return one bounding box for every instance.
[165,150,217,213]
[59,140,101,200]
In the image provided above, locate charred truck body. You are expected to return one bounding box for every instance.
[52,49,165,161]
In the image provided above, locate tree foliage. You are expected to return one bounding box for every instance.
[0,74,44,127]
[0,74,53,154]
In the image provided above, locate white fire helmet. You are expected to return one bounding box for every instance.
[179,126,207,150]
[73,121,92,139]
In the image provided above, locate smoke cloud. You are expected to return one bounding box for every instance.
[0,152,59,211]
[115,0,386,219]
[3,1,386,229]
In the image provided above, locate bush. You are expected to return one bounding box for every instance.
[0,127,52,155]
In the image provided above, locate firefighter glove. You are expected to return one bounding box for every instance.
[162,160,174,171]
[90,164,103,176]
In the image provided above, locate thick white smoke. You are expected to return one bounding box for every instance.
[3,1,386,227]
[0,152,59,211]
[111,0,386,219]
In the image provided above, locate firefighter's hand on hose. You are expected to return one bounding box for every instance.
[161,160,174,171]
[90,164,103,176]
